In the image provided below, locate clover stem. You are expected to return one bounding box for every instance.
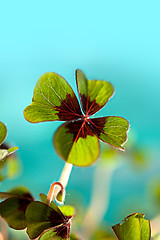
[46,182,64,205]
[47,162,73,205]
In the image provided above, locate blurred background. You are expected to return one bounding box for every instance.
[0,0,160,233]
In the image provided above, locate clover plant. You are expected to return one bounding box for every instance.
[24,69,129,167]
[0,70,155,239]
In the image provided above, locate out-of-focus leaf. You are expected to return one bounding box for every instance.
[5,155,21,178]
[0,186,32,199]
[0,173,5,181]
[24,72,82,123]
[92,228,115,240]
[54,122,100,167]
[0,149,9,161]
[0,122,7,145]
[0,143,20,181]
[26,201,71,239]
[111,213,151,240]
[0,187,34,230]
[153,233,160,240]
[70,234,80,240]
[0,147,19,161]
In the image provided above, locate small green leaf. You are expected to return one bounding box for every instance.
[40,193,75,219]
[59,205,75,218]
[8,146,19,153]
[0,146,19,161]
[111,213,151,240]
[0,121,7,145]
[54,122,100,167]
[39,193,64,215]
[24,72,82,123]
[56,189,65,204]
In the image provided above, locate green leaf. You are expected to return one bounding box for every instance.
[39,229,64,240]
[0,146,19,161]
[153,233,160,240]
[0,173,5,181]
[59,205,75,218]
[5,155,21,178]
[40,194,75,219]
[24,72,82,123]
[76,69,88,114]
[56,190,65,204]
[40,193,65,216]
[76,69,114,115]
[111,213,151,240]
[8,146,19,153]
[0,121,7,145]
[70,234,80,240]
[91,117,129,150]
[26,201,66,239]
[54,122,100,167]
[39,227,71,240]
[0,187,33,230]
[0,186,32,199]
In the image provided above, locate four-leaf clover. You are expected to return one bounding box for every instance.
[24,69,129,166]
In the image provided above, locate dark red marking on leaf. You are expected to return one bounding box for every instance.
[20,192,34,201]
[54,222,70,239]
[81,94,103,116]
[89,117,107,136]
[66,119,95,142]
[55,93,83,121]
[17,197,33,212]
[48,210,67,225]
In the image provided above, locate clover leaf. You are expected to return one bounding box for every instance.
[111,213,151,240]
[24,70,129,167]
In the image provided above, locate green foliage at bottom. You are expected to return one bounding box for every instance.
[111,213,151,240]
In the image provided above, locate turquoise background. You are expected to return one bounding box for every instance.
[0,0,160,226]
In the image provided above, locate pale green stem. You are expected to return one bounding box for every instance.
[46,181,64,205]
[47,162,73,204]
